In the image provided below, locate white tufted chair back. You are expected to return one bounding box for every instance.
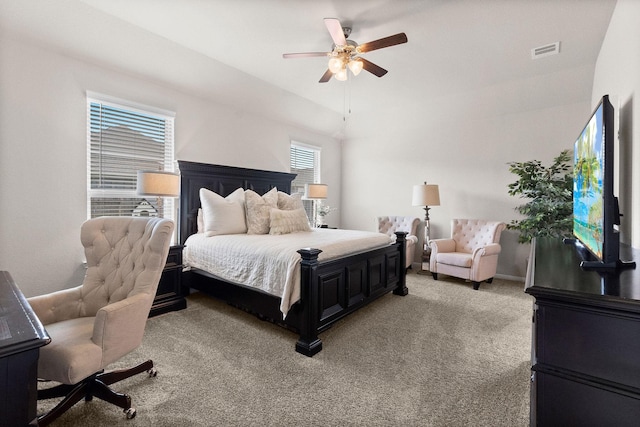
[33,217,174,326]
[451,219,505,254]
[79,217,173,315]
[377,216,420,236]
[377,216,420,268]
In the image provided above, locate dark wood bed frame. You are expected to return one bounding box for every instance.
[178,160,407,356]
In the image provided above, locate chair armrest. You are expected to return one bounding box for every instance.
[430,238,455,272]
[27,286,83,325]
[92,293,153,363]
[406,235,418,244]
[471,243,502,259]
[430,238,456,253]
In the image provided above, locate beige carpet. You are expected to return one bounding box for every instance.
[39,271,533,426]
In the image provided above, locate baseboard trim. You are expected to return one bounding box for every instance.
[410,262,525,283]
[495,273,525,283]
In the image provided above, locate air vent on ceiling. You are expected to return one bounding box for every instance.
[531,42,560,59]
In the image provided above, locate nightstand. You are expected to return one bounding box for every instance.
[149,245,187,317]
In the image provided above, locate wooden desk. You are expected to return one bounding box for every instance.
[0,271,50,426]
[525,238,640,426]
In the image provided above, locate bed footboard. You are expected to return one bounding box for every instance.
[294,232,408,356]
[182,231,408,357]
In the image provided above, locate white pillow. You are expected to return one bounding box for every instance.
[277,191,304,210]
[197,208,204,233]
[245,187,278,234]
[200,187,247,236]
[269,208,311,235]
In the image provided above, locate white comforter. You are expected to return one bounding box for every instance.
[183,228,392,317]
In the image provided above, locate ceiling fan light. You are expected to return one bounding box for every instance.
[328,57,344,74]
[334,68,348,81]
[348,59,363,76]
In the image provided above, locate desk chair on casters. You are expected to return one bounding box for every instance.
[27,216,173,425]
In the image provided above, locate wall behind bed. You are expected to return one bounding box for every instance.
[0,32,342,297]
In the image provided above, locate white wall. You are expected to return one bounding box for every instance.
[0,36,342,296]
[1,2,627,293]
[341,66,594,279]
[592,0,640,248]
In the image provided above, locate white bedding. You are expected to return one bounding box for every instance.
[183,228,392,317]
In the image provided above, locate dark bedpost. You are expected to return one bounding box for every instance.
[393,231,409,296]
[295,248,323,357]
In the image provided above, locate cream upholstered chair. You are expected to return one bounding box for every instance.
[429,218,505,290]
[377,216,420,269]
[27,217,174,425]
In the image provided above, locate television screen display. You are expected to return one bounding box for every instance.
[573,102,605,260]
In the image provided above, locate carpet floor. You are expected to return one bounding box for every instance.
[38,271,533,426]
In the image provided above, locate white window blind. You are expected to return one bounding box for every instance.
[87,96,175,220]
[290,143,320,219]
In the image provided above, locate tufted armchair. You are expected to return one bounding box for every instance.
[429,219,505,290]
[27,217,174,425]
[377,216,420,269]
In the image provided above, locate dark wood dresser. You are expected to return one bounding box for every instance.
[525,237,640,426]
[0,271,50,426]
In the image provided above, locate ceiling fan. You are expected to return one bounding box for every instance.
[283,18,408,83]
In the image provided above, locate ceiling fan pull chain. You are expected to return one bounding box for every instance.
[348,78,352,115]
[343,81,347,121]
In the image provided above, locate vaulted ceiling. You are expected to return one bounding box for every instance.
[0,0,617,137]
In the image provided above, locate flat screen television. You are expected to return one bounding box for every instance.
[570,94,634,271]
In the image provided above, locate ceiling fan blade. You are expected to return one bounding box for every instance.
[324,18,347,46]
[282,52,328,59]
[358,33,408,53]
[319,69,333,83]
[360,58,388,77]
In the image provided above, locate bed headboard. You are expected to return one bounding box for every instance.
[177,160,296,244]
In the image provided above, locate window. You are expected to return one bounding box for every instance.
[87,94,176,220]
[290,142,320,219]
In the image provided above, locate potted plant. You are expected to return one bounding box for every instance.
[507,149,573,243]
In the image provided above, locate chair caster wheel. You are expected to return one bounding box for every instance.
[147,367,158,377]
[124,407,136,419]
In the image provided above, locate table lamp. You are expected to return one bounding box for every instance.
[303,183,328,227]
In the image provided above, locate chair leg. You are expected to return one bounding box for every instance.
[98,360,155,386]
[90,378,132,410]
[37,381,90,427]
[37,382,77,400]
[472,281,480,290]
[431,272,438,280]
[486,277,494,284]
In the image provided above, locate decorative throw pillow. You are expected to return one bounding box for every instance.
[245,187,278,234]
[199,187,247,236]
[269,208,312,235]
[277,191,304,210]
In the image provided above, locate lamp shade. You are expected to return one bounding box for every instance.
[303,183,328,200]
[412,183,440,206]
[137,170,180,197]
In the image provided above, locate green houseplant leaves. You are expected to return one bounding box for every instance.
[507,150,573,243]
